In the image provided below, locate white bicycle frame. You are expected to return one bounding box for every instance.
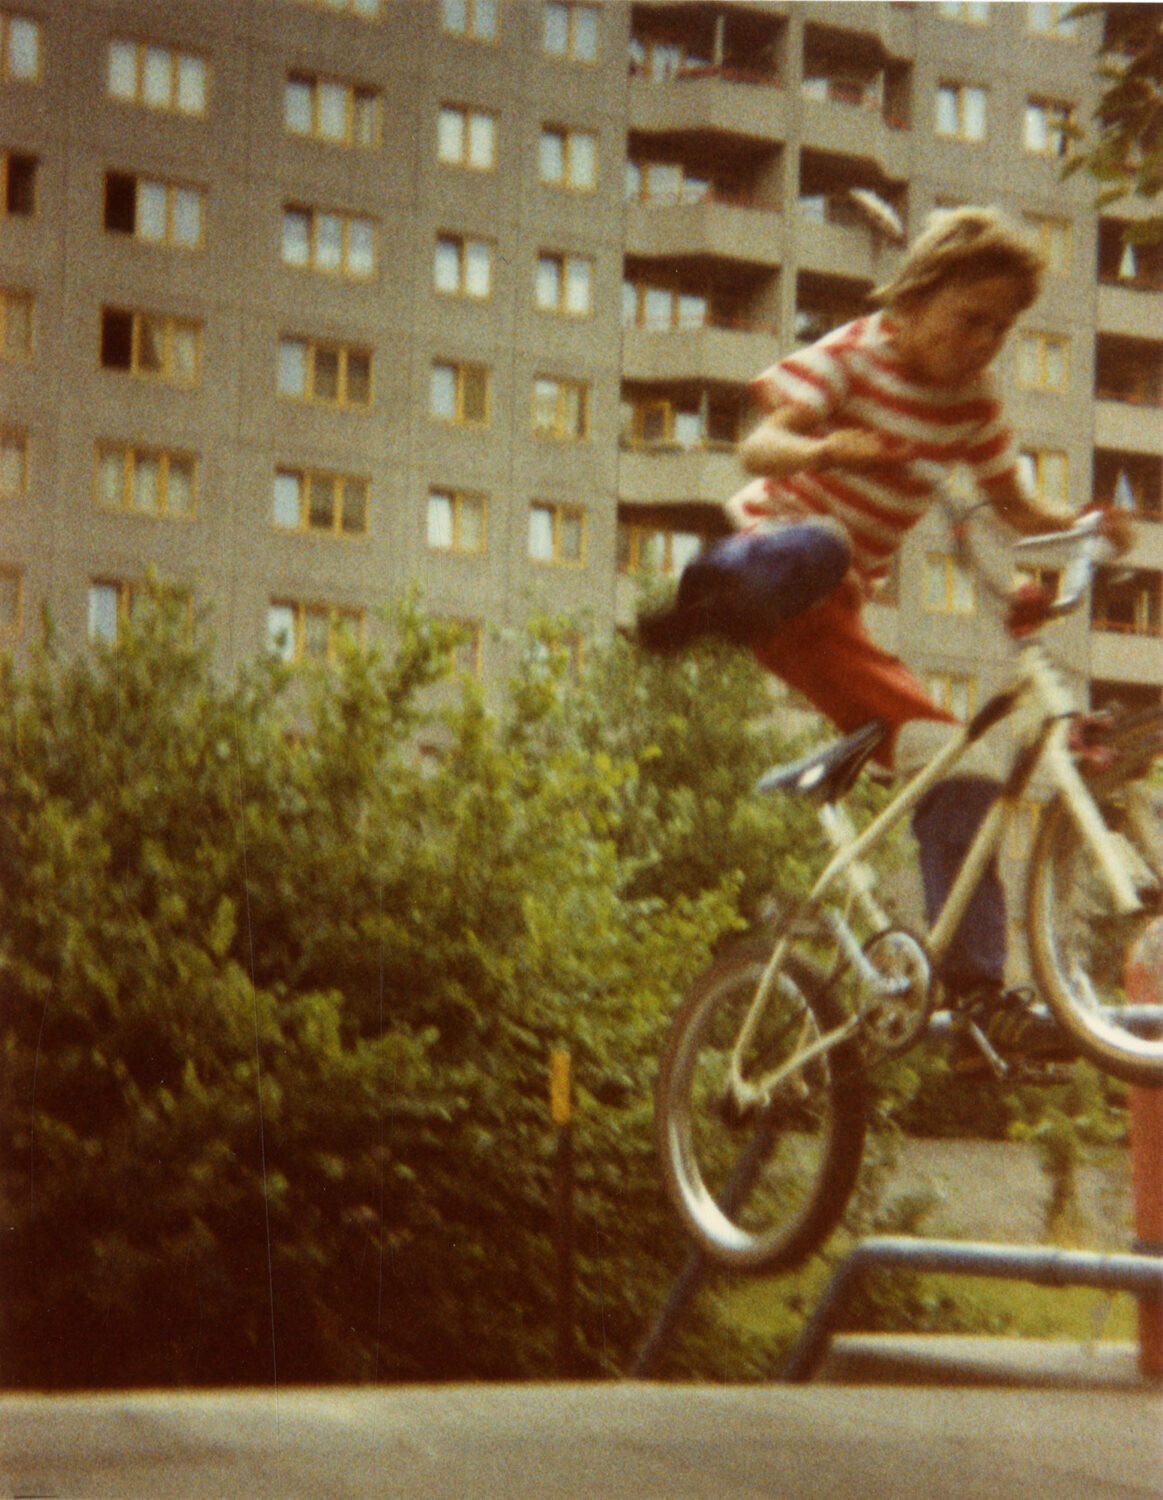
[730,541,1156,1108]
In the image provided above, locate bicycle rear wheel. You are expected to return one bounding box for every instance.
[1027,774,1163,1086]
[656,938,867,1274]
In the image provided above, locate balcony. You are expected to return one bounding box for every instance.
[617,445,741,508]
[624,197,783,268]
[621,321,781,386]
[628,72,789,144]
[1094,400,1161,456]
[1097,282,1163,341]
[1089,631,1163,689]
[796,211,902,282]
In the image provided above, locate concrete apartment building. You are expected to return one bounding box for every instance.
[1,0,1161,721]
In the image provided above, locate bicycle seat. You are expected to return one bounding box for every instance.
[755,721,888,803]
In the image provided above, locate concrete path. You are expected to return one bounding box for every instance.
[3,1375,1161,1499]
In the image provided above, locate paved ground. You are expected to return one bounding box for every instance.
[3,1371,1161,1500]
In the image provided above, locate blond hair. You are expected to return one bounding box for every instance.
[872,206,1045,311]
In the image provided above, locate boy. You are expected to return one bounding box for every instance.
[639,207,1130,1062]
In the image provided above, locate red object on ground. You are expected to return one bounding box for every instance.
[1126,919,1163,1379]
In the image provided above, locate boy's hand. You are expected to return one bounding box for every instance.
[819,428,911,472]
[1089,505,1135,554]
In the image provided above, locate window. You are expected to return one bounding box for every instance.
[267,600,364,663]
[925,671,976,720]
[621,392,739,450]
[2,150,35,216]
[1023,214,1072,276]
[441,0,497,40]
[437,106,496,170]
[1,11,40,81]
[285,73,379,148]
[89,580,131,643]
[277,336,372,408]
[1018,332,1069,393]
[0,287,32,357]
[1018,448,1068,507]
[935,82,986,141]
[273,468,368,535]
[1024,98,1073,157]
[103,170,204,250]
[543,2,598,61]
[0,565,21,638]
[434,234,492,298]
[95,443,196,517]
[937,1,989,21]
[532,376,589,440]
[625,158,711,206]
[539,127,596,190]
[623,282,708,331]
[107,39,206,116]
[0,428,27,497]
[430,361,489,425]
[99,307,201,385]
[294,0,380,14]
[923,553,976,615]
[529,502,585,564]
[536,253,593,316]
[449,619,483,678]
[282,206,375,279]
[427,489,487,553]
[1027,3,1077,37]
[617,522,702,576]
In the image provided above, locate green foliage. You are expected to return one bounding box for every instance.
[0,592,809,1388]
[1065,3,1163,228]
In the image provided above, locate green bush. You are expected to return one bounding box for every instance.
[0,593,810,1388]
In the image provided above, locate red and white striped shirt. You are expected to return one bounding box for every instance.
[744,312,1020,581]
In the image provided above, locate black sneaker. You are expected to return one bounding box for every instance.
[948,985,1078,1075]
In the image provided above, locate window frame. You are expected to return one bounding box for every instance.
[434,232,494,300]
[934,80,987,142]
[539,125,597,191]
[617,520,703,577]
[99,306,202,386]
[94,442,198,519]
[426,488,488,554]
[2,148,36,217]
[1018,447,1069,507]
[440,0,498,42]
[281,203,377,280]
[1024,96,1074,158]
[267,598,366,665]
[1,12,42,83]
[528,500,586,566]
[0,427,28,498]
[532,375,590,440]
[272,466,370,537]
[106,38,208,118]
[284,71,381,149]
[1017,330,1070,393]
[0,286,33,358]
[277,335,374,409]
[0,562,21,639]
[536,251,594,317]
[430,360,491,427]
[103,170,206,252]
[922,552,977,616]
[1022,213,1072,277]
[542,1,599,63]
[436,104,497,171]
[924,670,977,720]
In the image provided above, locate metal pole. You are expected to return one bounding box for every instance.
[551,1048,576,1378]
[1127,920,1163,1379]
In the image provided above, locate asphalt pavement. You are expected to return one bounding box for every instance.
[3,1346,1161,1500]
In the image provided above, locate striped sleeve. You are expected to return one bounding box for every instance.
[750,320,862,418]
[962,382,1020,493]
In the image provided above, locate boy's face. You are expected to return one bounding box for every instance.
[892,274,1028,385]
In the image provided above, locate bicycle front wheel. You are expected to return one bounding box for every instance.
[1028,775,1163,1086]
[656,938,867,1274]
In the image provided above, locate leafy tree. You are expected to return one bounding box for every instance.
[1065,4,1163,234]
[0,591,808,1388]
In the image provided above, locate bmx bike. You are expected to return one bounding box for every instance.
[656,511,1163,1274]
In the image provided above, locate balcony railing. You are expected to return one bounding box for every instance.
[629,60,781,89]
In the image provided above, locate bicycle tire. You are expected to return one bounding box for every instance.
[656,938,867,1274]
[1027,772,1163,1087]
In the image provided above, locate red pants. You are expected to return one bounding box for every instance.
[752,590,955,769]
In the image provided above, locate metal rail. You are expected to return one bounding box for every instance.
[781,1236,1163,1382]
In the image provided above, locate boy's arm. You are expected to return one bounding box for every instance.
[985,470,1135,550]
[739,404,908,481]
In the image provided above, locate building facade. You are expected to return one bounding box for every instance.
[2,0,1161,713]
